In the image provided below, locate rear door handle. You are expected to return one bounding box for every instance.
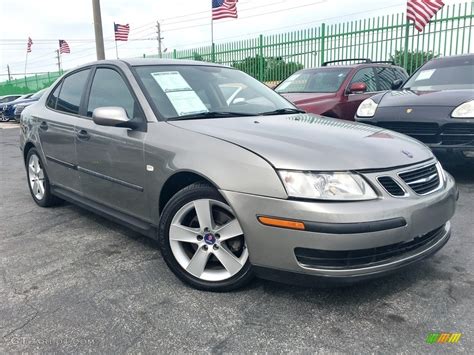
[39,121,48,131]
[76,129,90,141]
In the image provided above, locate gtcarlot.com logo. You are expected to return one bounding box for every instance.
[426,333,462,344]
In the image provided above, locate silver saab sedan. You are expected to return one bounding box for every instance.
[20,59,457,291]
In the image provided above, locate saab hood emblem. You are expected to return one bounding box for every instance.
[402,150,414,158]
[406,108,413,114]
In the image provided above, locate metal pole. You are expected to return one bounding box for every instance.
[7,65,11,81]
[56,50,62,73]
[157,21,163,58]
[24,52,28,78]
[92,0,106,60]
[115,40,119,59]
[320,23,326,66]
[211,19,215,62]
[404,21,410,73]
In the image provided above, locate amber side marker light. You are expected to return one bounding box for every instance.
[257,216,305,230]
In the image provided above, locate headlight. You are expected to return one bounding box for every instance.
[452,100,474,118]
[278,171,377,200]
[356,98,378,118]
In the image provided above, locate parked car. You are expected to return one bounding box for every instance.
[0,95,24,120]
[20,59,456,291]
[355,54,474,160]
[1,89,45,122]
[275,59,408,120]
[0,94,22,104]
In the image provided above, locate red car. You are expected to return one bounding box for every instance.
[275,59,408,121]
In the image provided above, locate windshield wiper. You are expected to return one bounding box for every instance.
[167,111,258,121]
[259,108,306,116]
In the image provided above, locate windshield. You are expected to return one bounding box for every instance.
[31,89,46,100]
[134,65,295,120]
[403,56,474,91]
[275,68,351,93]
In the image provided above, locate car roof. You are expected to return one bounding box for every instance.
[428,53,473,63]
[77,58,229,69]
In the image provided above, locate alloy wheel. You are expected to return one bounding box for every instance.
[169,198,248,282]
[28,153,46,200]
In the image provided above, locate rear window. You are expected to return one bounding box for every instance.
[276,68,351,93]
[403,56,474,91]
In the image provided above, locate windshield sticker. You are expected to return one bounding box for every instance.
[151,71,192,92]
[166,91,208,116]
[415,69,436,81]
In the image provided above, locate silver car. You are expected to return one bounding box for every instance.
[20,59,457,291]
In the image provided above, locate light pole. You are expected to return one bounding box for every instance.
[92,0,105,60]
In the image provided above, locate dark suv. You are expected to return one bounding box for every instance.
[275,59,408,121]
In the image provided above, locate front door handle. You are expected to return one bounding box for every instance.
[76,129,90,141]
[39,121,48,131]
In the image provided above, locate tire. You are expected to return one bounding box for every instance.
[158,182,254,292]
[26,148,62,207]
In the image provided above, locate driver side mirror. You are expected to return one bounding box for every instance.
[92,107,138,129]
[348,82,367,94]
[391,79,404,90]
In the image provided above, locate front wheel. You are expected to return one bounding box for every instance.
[158,183,254,291]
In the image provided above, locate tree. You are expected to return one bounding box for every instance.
[232,55,303,82]
[391,50,439,75]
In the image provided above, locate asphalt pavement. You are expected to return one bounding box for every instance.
[1,124,473,353]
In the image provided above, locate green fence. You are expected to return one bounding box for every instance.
[1,1,472,95]
[157,1,472,82]
[0,71,64,96]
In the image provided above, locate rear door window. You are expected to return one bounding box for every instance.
[56,69,91,115]
[46,83,62,109]
[376,67,399,91]
[350,68,377,92]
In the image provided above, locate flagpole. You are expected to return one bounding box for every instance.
[24,52,28,77]
[114,22,119,59]
[211,18,214,46]
[211,17,215,62]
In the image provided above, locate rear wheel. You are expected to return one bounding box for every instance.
[26,148,62,207]
[159,183,253,291]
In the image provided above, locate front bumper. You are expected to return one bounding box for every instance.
[220,167,457,284]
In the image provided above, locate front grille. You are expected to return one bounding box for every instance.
[440,123,474,146]
[377,176,405,196]
[399,164,440,195]
[374,122,474,146]
[376,122,439,144]
[295,225,446,269]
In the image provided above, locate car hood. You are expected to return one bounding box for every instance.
[280,92,337,105]
[4,98,36,107]
[169,114,433,171]
[378,89,473,107]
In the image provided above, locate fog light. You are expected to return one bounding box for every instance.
[462,150,474,158]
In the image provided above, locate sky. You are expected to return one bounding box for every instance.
[0,0,468,79]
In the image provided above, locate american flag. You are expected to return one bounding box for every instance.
[59,40,71,54]
[26,37,33,53]
[407,0,445,32]
[114,23,130,41]
[212,0,238,21]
